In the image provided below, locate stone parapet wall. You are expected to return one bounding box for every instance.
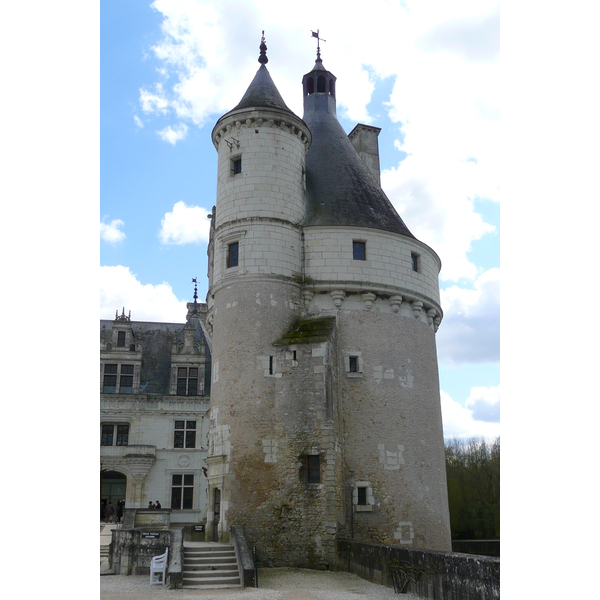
[303,226,442,312]
[337,540,500,600]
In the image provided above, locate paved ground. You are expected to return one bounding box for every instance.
[100,568,419,599]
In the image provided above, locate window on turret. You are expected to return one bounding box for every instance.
[227,242,239,268]
[329,79,335,96]
[307,78,314,95]
[411,252,420,272]
[231,157,242,175]
[353,241,366,261]
[317,75,326,93]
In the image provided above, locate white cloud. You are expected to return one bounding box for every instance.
[157,122,188,144]
[142,0,499,281]
[436,268,500,366]
[100,218,125,243]
[159,200,211,244]
[100,265,188,322]
[441,386,500,440]
[134,115,144,128]
[466,385,500,423]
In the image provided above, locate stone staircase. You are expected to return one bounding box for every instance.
[182,542,242,589]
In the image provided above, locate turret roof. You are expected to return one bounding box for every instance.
[301,60,415,238]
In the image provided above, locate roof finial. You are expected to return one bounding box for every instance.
[311,29,326,62]
[258,30,268,65]
[192,277,198,315]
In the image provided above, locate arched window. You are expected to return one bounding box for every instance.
[317,76,326,93]
[307,78,314,95]
[329,79,335,97]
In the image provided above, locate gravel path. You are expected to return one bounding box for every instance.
[100,568,420,599]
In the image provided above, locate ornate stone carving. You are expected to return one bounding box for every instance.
[302,289,314,308]
[427,308,437,327]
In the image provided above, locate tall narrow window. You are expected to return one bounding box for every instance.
[349,356,358,373]
[103,364,117,393]
[174,421,196,449]
[171,474,194,510]
[353,241,366,261]
[120,364,134,394]
[269,356,274,375]
[117,331,126,347]
[307,455,321,483]
[227,242,239,268]
[116,424,129,446]
[232,157,242,174]
[101,424,114,446]
[357,486,367,505]
[411,252,419,272]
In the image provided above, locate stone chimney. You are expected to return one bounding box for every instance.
[348,124,382,185]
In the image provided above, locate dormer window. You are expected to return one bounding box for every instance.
[117,331,126,347]
[177,367,200,396]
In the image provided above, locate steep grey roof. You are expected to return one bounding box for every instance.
[100,319,211,396]
[301,68,415,238]
[222,65,296,118]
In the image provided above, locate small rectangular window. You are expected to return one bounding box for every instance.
[117,331,126,347]
[116,424,129,446]
[174,420,196,449]
[357,486,367,505]
[103,364,118,393]
[353,241,366,261]
[349,356,358,373]
[101,424,114,446]
[119,375,133,394]
[232,157,242,174]
[121,364,134,375]
[269,356,274,375]
[411,252,419,272]
[307,455,321,483]
[227,242,239,268]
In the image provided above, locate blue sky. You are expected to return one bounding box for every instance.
[100,0,500,440]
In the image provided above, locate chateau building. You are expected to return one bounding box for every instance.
[100,299,212,527]
[100,34,451,568]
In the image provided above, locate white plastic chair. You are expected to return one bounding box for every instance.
[149,547,168,585]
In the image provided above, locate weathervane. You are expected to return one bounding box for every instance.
[311,29,326,61]
[192,278,198,315]
[259,30,268,65]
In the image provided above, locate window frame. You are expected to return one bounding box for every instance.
[411,252,420,272]
[353,240,366,261]
[174,420,197,449]
[171,473,194,510]
[231,156,242,175]
[227,241,239,268]
[101,423,129,447]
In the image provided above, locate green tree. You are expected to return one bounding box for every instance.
[445,437,500,539]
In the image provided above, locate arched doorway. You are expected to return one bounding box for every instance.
[101,470,127,506]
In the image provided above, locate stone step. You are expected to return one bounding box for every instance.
[184,569,240,579]
[184,555,237,565]
[182,574,241,587]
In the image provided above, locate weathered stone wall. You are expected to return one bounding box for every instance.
[337,307,451,552]
[337,540,500,600]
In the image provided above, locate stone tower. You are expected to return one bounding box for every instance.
[205,35,451,568]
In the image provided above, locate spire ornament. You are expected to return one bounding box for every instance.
[311,29,326,61]
[192,277,198,316]
[258,30,268,65]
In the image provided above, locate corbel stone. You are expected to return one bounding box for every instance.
[427,308,437,327]
[389,295,403,313]
[361,292,376,310]
[245,118,252,128]
[411,301,423,319]
[330,289,345,308]
[256,118,263,127]
[434,316,441,333]
[302,289,314,308]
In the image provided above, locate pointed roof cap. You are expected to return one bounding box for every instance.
[221,32,296,117]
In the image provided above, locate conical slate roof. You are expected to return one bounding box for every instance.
[301,62,415,238]
[229,64,295,115]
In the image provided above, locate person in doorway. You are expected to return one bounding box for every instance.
[155,500,161,509]
[105,502,115,523]
[116,499,124,523]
